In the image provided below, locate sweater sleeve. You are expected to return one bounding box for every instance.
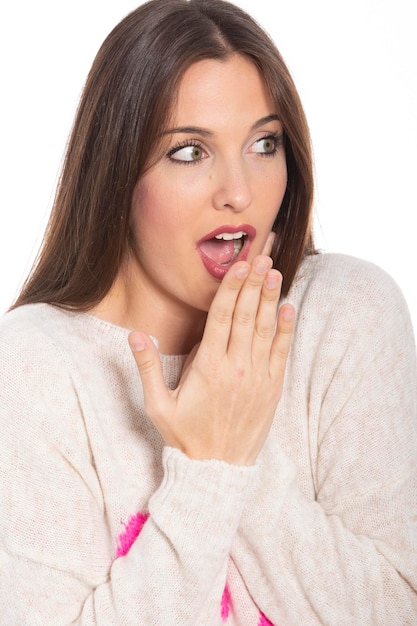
[231,257,417,625]
[0,316,256,625]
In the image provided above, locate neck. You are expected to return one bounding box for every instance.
[89,270,207,355]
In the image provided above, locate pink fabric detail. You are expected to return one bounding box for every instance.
[258,611,274,626]
[115,511,150,558]
[116,517,273,626]
[220,583,232,621]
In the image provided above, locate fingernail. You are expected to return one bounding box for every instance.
[282,305,295,321]
[129,333,146,351]
[235,265,249,279]
[265,272,280,289]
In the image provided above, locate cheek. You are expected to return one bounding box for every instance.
[132,211,173,261]
[131,172,189,234]
[259,166,287,224]
[130,180,172,249]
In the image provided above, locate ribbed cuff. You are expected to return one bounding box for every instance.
[148,447,259,555]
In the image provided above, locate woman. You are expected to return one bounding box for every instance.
[1,0,416,624]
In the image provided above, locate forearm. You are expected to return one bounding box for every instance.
[232,447,417,625]
[1,448,255,625]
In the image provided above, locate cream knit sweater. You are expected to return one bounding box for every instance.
[0,253,416,625]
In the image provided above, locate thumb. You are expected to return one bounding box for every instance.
[128,331,168,412]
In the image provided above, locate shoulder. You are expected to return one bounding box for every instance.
[0,303,77,364]
[0,303,133,408]
[1,302,72,335]
[290,252,411,320]
[0,303,69,379]
[0,304,92,405]
[293,252,402,299]
[287,252,416,356]
[0,302,115,355]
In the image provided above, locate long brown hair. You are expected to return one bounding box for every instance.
[12,0,315,310]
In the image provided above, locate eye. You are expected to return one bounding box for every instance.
[168,141,207,164]
[250,133,283,156]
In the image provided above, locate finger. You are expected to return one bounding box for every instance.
[270,303,295,379]
[251,268,283,359]
[261,231,276,256]
[227,255,273,356]
[128,331,168,415]
[201,260,250,353]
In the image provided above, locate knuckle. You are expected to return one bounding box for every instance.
[261,288,280,302]
[255,323,274,341]
[273,341,291,361]
[246,275,264,289]
[212,307,232,325]
[274,347,288,361]
[235,310,254,327]
[137,357,155,376]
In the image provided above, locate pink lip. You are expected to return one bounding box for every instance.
[196,224,256,280]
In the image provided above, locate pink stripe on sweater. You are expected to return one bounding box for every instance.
[258,612,274,626]
[220,583,232,620]
[116,516,274,626]
[115,511,149,558]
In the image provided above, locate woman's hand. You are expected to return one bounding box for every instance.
[128,255,295,465]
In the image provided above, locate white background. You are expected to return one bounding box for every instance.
[1,0,416,335]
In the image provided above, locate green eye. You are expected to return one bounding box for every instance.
[253,136,277,155]
[262,138,276,153]
[169,144,204,162]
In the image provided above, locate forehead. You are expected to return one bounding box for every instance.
[170,54,276,131]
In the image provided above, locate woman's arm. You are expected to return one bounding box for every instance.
[0,253,293,625]
[0,315,254,625]
[232,257,417,625]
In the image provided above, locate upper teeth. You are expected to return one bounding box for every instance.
[215,231,246,240]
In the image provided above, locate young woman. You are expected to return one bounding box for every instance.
[1,0,416,624]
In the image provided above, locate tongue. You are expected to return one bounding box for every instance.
[199,239,235,265]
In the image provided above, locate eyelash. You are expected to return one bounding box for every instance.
[167,139,206,165]
[166,132,284,166]
[255,132,284,157]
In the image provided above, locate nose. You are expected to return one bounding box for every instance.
[211,158,252,212]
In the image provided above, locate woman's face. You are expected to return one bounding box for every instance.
[129,54,287,314]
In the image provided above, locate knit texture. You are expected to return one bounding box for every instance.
[0,253,416,624]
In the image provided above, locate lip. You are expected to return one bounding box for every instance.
[196,224,256,280]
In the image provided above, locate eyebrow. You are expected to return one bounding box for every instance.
[162,114,280,137]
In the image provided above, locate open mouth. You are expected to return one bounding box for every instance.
[197,225,256,279]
